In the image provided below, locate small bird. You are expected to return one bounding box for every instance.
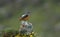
[19,11,31,21]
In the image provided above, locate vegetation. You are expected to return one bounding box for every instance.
[0,0,60,37]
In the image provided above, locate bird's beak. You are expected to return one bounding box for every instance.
[19,17,22,20]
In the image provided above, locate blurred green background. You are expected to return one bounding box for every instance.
[0,0,60,37]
